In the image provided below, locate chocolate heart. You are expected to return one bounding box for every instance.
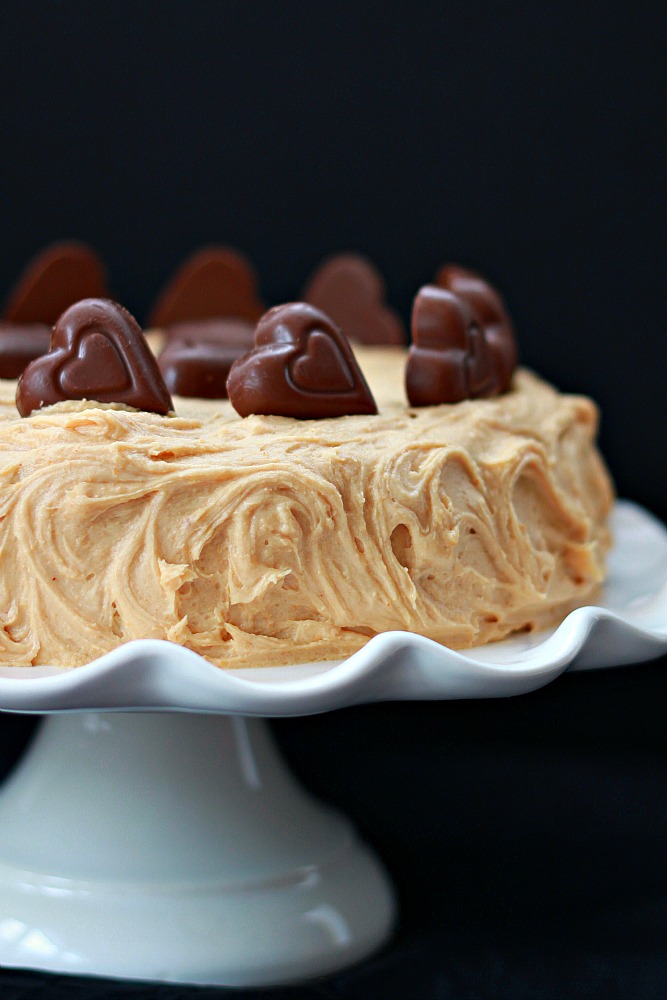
[148,246,265,329]
[405,267,519,407]
[302,253,405,345]
[16,299,173,417]
[0,242,109,379]
[60,332,130,395]
[291,330,355,392]
[0,323,52,379]
[3,242,109,324]
[227,303,377,419]
[158,320,255,398]
[436,263,518,388]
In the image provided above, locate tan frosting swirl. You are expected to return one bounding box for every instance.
[0,348,613,668]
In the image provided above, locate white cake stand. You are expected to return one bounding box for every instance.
[0,500,665,987]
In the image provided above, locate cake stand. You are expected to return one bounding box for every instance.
[0,500,665,987]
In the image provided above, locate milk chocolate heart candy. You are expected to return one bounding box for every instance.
[0,323,52,379]
[148,247,265,329]
[3,242,109,324]
[16,299,173,417]
[227,303,378,418]
[302,253,405,345]
[406,285,501,406]
[0,242,109,379]
[436,264,518,390]
[158,320,254,398]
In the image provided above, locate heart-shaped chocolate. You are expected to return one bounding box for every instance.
[3,242,109,324]
[16,299,173,417]
[406,268,519,407]
[227,303,377,418]
[436,263,518,388]
[158,320,255,398]
[0,323,53,379]
[291,330,356,392]
[0,242,109,379]
[60,332,130,395]
[302,253,405,345]
[148,246,265,329]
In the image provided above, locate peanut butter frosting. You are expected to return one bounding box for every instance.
[0,348,613,668]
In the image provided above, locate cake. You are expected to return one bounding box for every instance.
[0,342,612,668]
[0,253,614,669]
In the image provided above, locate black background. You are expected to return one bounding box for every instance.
[0,2,665,998]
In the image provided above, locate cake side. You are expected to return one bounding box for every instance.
[0,352,614,668]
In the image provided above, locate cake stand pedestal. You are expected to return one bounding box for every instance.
[0,711,395,986]
[0,501,665,986]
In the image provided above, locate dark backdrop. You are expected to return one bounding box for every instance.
[1,0,664,517]
[0,3,666,999]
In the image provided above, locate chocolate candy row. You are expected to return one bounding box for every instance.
[16,276,517,419]
[0,242,402,383]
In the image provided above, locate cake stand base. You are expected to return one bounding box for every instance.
[0,712,395,986]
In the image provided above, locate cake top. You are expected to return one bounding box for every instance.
[0,354,598,467]
[0,245,525,417]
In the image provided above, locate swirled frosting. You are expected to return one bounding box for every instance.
[0,348,613,668]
